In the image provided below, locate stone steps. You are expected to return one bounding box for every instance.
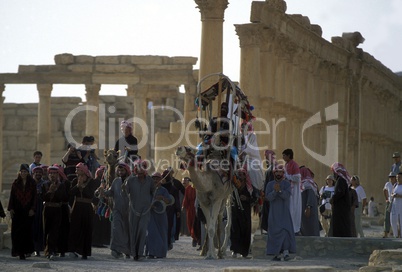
[252,234,402,259]
[222,266,335,272]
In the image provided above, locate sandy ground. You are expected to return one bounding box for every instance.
[0,225,385,272]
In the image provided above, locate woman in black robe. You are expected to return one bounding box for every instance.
[8,164,37,260]
[68,163,97,259]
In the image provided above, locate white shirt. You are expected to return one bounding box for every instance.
[354,185,367,203]
[384,181,394,202]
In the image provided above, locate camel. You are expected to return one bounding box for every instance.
[103,149,120,186]
[176,146,233,259]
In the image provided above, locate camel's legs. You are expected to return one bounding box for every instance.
[221,196,232,257]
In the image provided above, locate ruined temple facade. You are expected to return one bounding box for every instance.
[0,0,402,207]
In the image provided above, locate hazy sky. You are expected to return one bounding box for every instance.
[1,0,401,103]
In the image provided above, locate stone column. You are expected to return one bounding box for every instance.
[195,0,228,89]
[0,84,4,193]
[128,84,149,159]
[37,84,53,166]
[85,84,101,147]
[184,83,197,124]
[235,24,262,118]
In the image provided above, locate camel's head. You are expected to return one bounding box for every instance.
[175,146,196,161]
[104,149,120,165]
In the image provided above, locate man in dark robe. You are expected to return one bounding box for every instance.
[329,162,352,237]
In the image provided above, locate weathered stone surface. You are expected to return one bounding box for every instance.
[137,64,192,70]
[171,57,198,65]
[95,64,136,73]
[253,234,402,259]
[75,55,95,64]
[290,14,311,29]
[92,74,140,84]
[369,249,402,267]
[310,24,322,37]
[54,53,74,65]
[94,56,119,65]
[18,65,37,73]
[130,56,166,65]
[67,64,94,73]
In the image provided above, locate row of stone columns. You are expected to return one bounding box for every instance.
[0,82,194,186]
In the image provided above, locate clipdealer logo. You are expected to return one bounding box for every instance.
[62,102,339,168]
[302,103,339,167]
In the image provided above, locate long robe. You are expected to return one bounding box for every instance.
[58,179,71,255]
[8,177,37,257]
[265,179,296,255]
[42,181,68,257]
[285,159,301,233]
[261,165,274,232]
[230,185,252,257]
[68,178,97,257]
[301,188,320,236]
[182,185,197,241]
[162,181,180,248]
[91,177,111,247]
[330,177,351,237]
[32,178,47,253]
[146,186,171,258]
[125,174,155,258]
[241,132,264,191]
[103,176,130,255]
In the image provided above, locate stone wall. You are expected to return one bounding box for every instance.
[236,0,402,205]
[1,93,184,192]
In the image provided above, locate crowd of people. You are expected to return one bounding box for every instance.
[2,120,205,261]
[2,115,401,263]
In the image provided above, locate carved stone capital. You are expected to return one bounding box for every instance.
[126,84,148,99]
[235,24,262,48]
[37,84,53,97]
[195,0,228,20]
[85,84,100,102]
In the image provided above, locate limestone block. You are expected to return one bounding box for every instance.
[35,65,68,72]
[250,2,265,23]
[95,56,119,64]
[171,57,198,65]
[51,97,82,105]
[137,64,192,70]
[170,122,185,134]
[22,117,38,130]
[290,14,311,29]
[100,96,118,103]
[130,56,165,65]
[92,74,140,84]
[67,64,94,73]
[95,64,136,73]
[54,53,74,65]
[2,108,15,116]
[4,116,20,130]
[17,136,36,150]
[18,65,37,73]
[369,249,402,267]
[52,136,66,150]
[75,55,94,64]
[311,24,323,37]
